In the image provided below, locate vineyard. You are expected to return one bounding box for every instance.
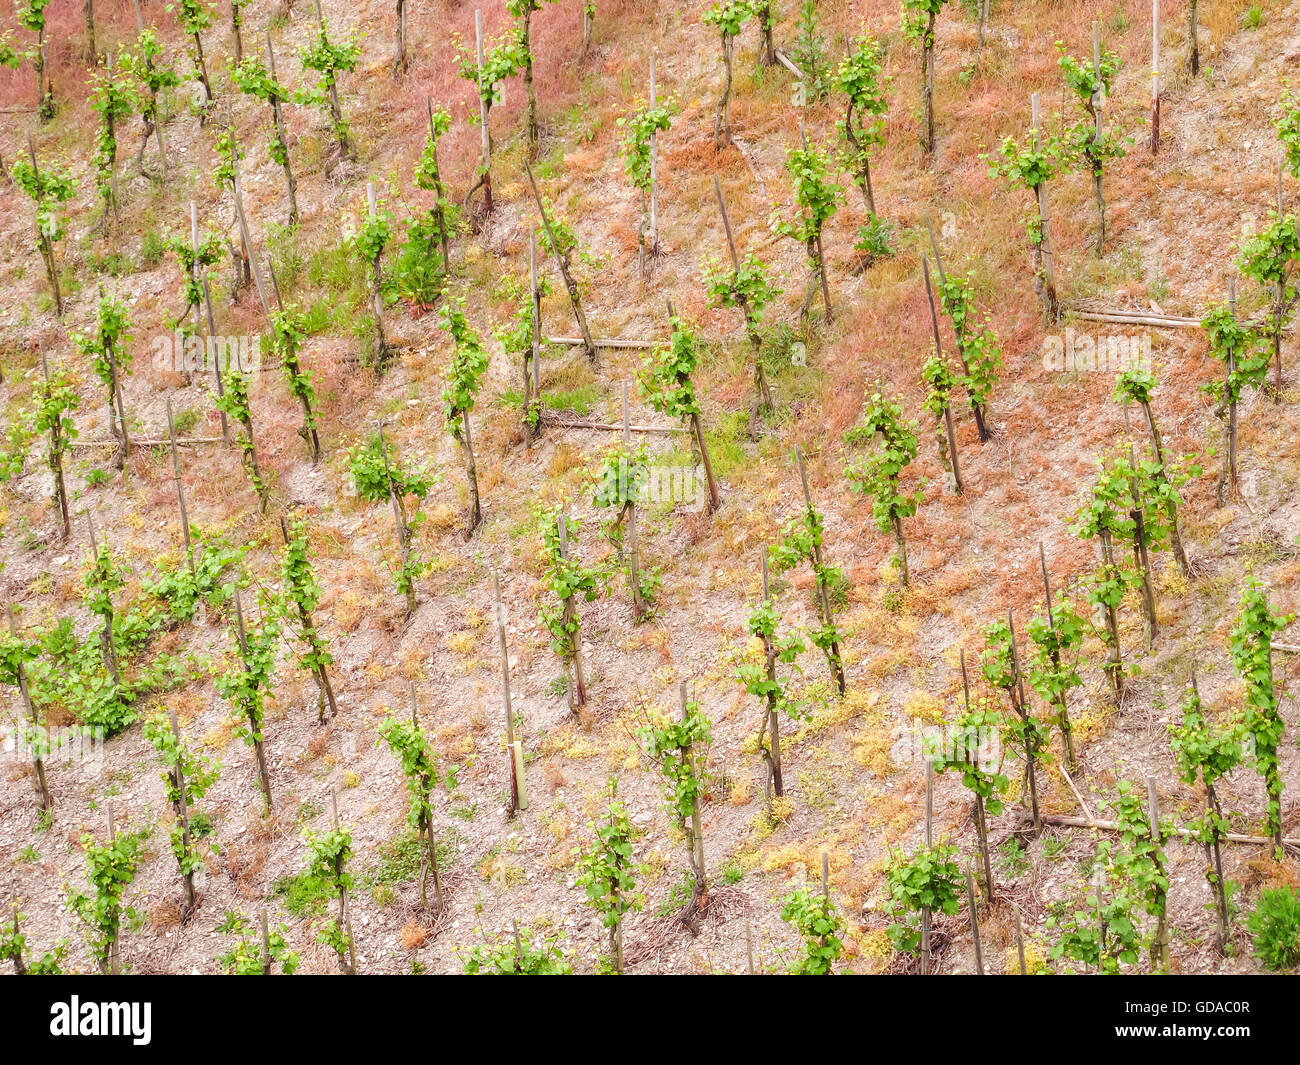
[0,0,1299,979]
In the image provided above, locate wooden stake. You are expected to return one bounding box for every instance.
[795,446,844,693]
[623,382,647,622]
[1150,0,1160,154]
[680,680,706,893]
[132,0,167,174]
[649,53,660,254]
[259,907,271,974]
[231,168,271,316]
[474,10,493,214]
[166,397,196,585]
[1037,541,1074,771]
[366,181,389,368]
[168,704,197,916]
[190,200,229,445]
[8,605,51,813]
[266,33,299,225]
[557,512,587,709]
[1006,609,1041,835]
[1014,903,1027,974]
[494,568,522,815]
[1147,774,1170,971]
[714,175,773,411]
[524,161,596,364]
[1030,93,1059,322]
[921,757,933,975]
[966,868,984,974]
[233,586,273,812]
[376,421,416,617]
[922,255,963,494]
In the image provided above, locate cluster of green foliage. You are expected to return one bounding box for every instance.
[1230,579,1290,855]
[790,1,830,101]
[125,26,180,156]
[68,826,146,973]
[378,716,443,840]
[982,617,1050,764]
[213,368,268,508]
[618,98,672,192]
[278,519,334,718]
[303,823,354,968]
[884,843,963,953]
[142,533,241,623]
[143,711,220,890]
[1049,781,1168,972]
[392,103,453,305]
[215,911,300,974]
[212,124,243,196]
[589,442,660,607]
[768,500,845,689]
[71,292,133,440]
[930,702,1008,816]
[1247,887,1300,971]
[269,305,319,458]
[703,253,780,350]
[462,925,573,974]
[1025,592,1085,765]
[215,593,279,805]
[780,882,845,974]
[770,141,841,317]
[440,296,489,430]
[836,33,887,217]
[299,12,360,153]
[735,597,807,721]
[1237,209,1300,388]
[11,149,75,308]
[1056,39,1129,246]
[87,62,136,222]
[939,274,1003,415]
[642,314,705,420]
[640,698,711,827]
[538,508,602,666]
[30,363,80,528]
[574,784,641,971]
[1278,93,1300,178]
[14,532,230,738]
[166,226,222,332]
[0,908,68,975]
[844,390,923,585]
[12,153,74,245]
[231,56,292,166]
[1202,302,1268,408]
[1169,684,1243,946]
[347,433,432,504]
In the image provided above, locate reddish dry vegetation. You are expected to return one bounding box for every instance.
[0,0,1297,975]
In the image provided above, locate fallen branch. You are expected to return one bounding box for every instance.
[540,409,684,434]
[1058,765,1094,823]
[72,436,225,448]
[1042,813,1299,848]
[546,336,653,350]
[1067,304,1286,332]
[773,50,804,79]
